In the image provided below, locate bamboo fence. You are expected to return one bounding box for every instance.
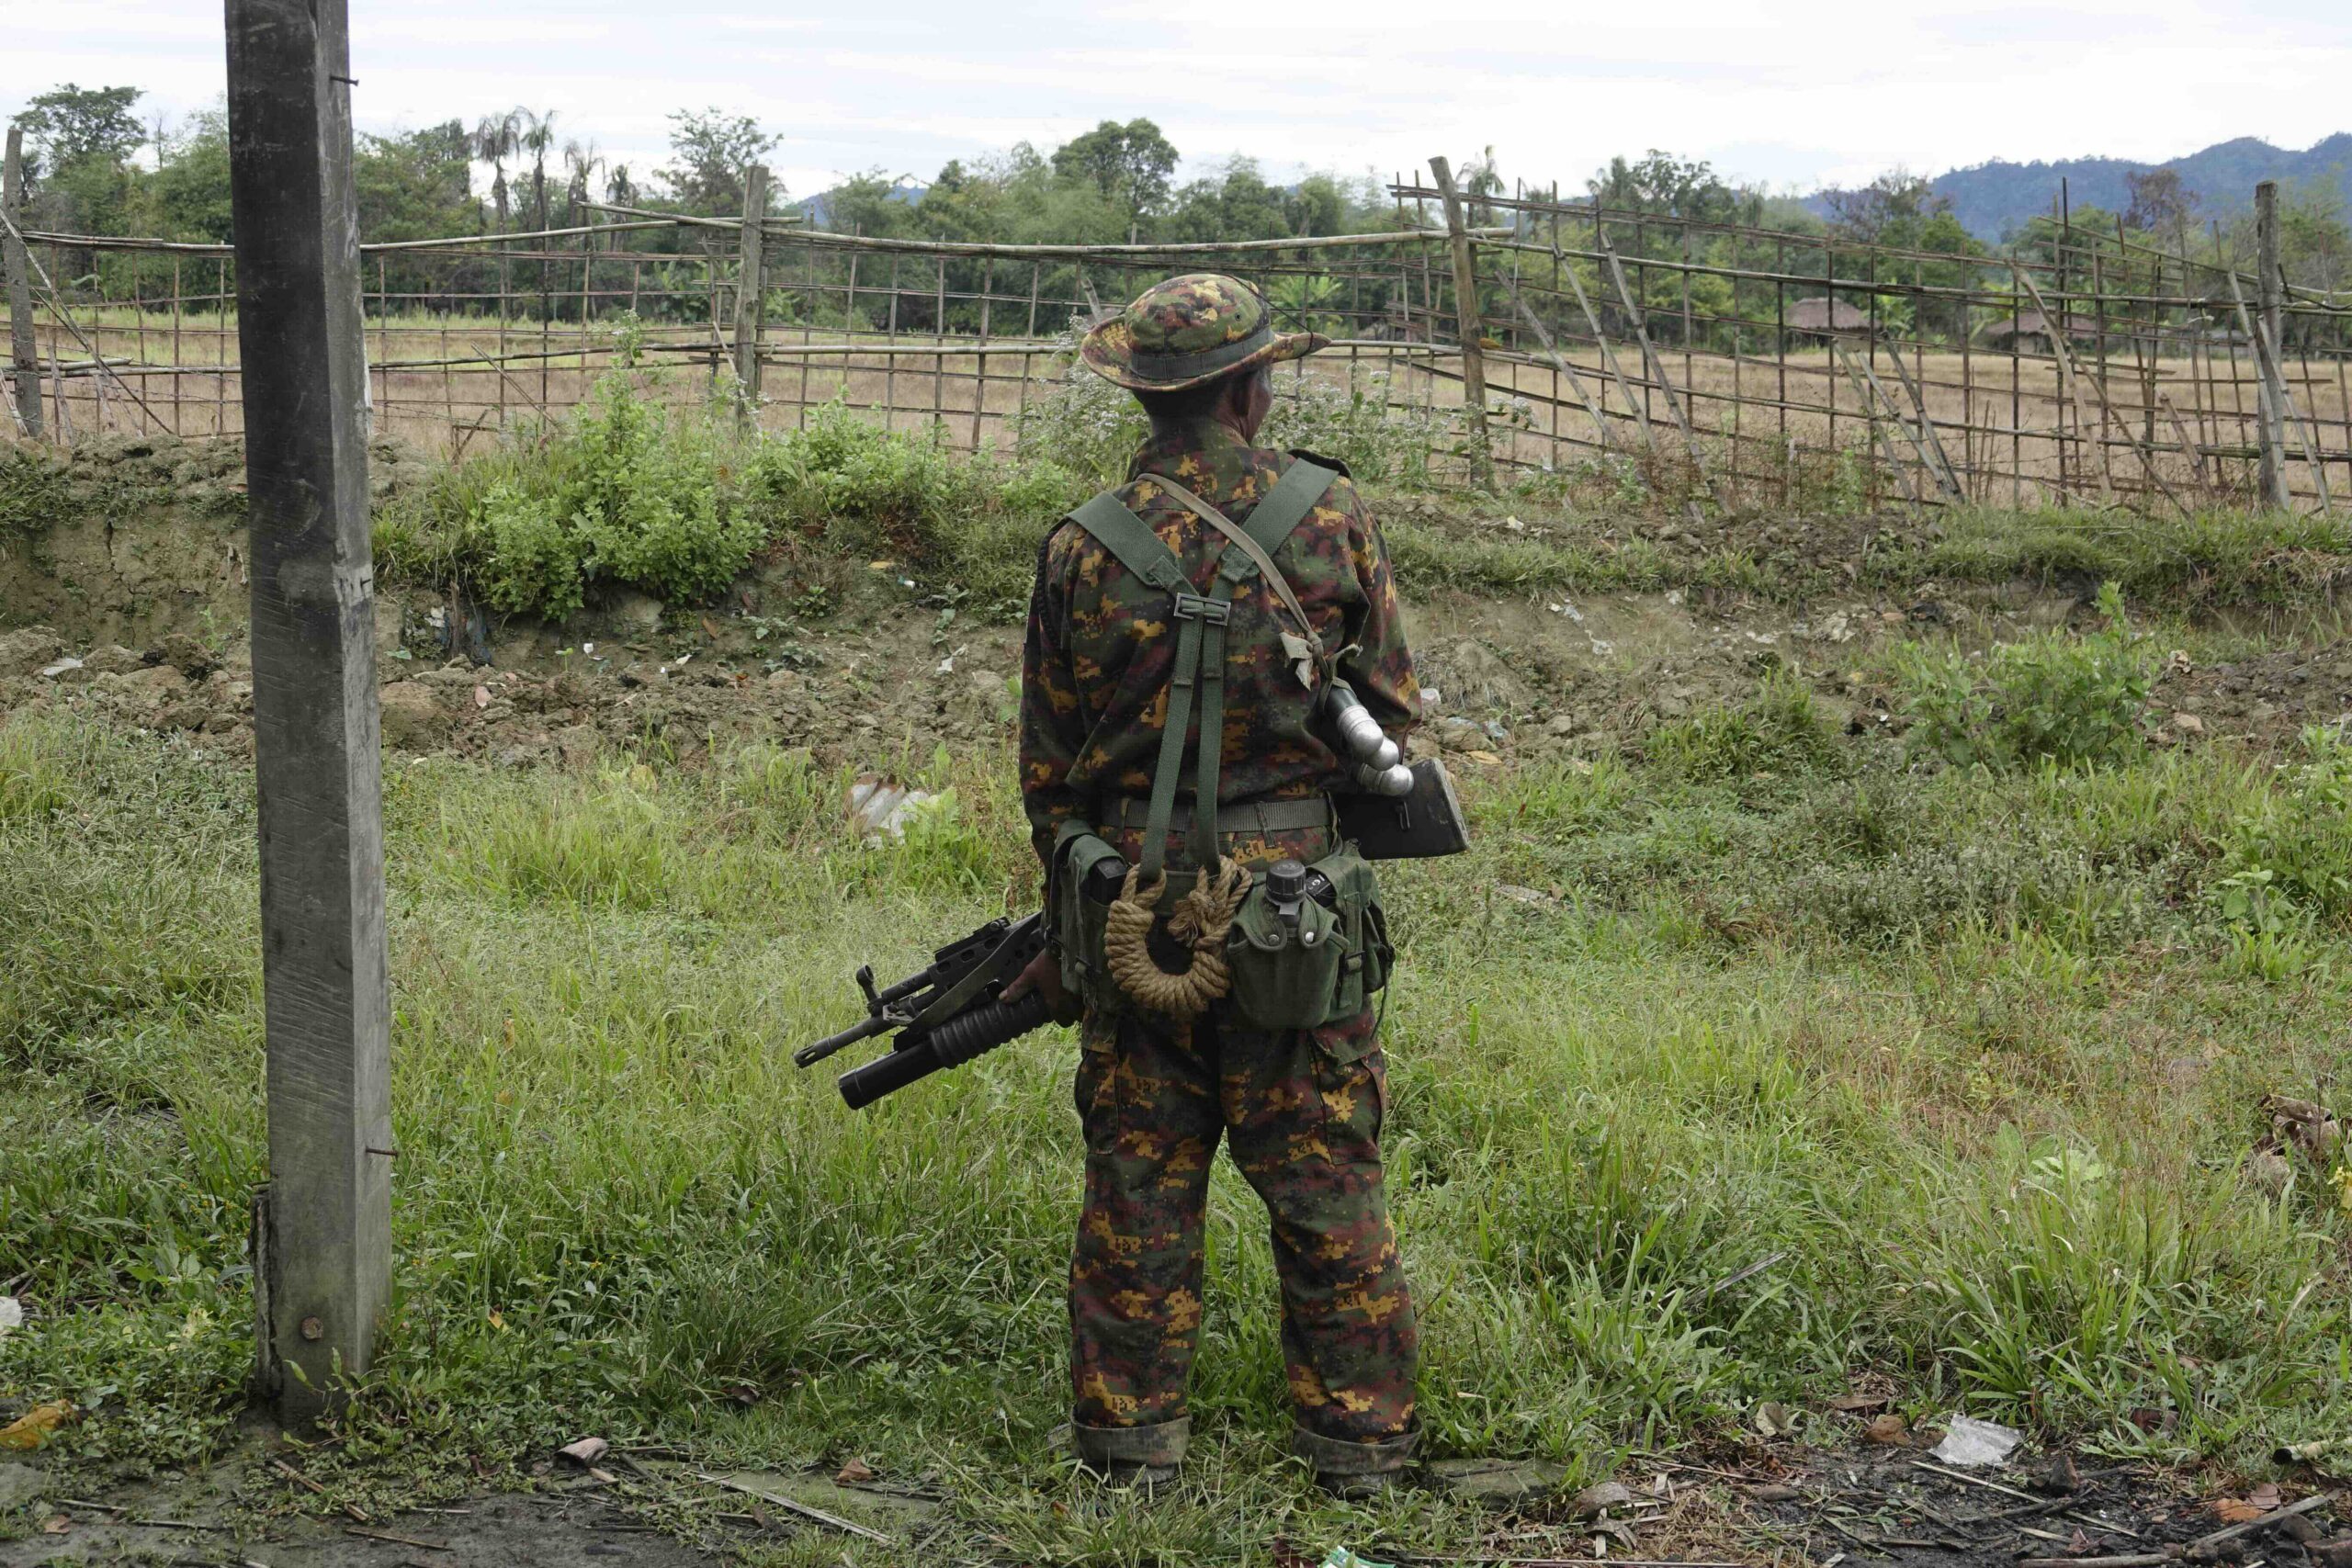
[4,160,2346,516]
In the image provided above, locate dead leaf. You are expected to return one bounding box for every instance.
[1465,750,1505,765]
[1752,1401,1794,1437]
[1569,1481,1635,1519]
[701,617,722,640]
[2068,1529,2098,1553]
[40,1515,71,1535]
[0,1399,73,1450]
[587,1466,617,1483]
[2216,1499,2267,1525]
[1862,1413,1911,1446]
[559,1436,610,1466]
[836,1457,876,1484]
[1828,1392,1890,1412]
[2250,1483,2284,1510]
[723,1383,761,1406]
[472,683,491,709]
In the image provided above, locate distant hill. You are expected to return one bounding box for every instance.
[1814,135,2352,242]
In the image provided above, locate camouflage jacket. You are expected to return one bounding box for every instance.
[1020,420,1419,868]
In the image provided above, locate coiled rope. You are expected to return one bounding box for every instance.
[1102,857,1254,1020]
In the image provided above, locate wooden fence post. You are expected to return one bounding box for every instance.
[224,0,393,1430]
[2255,180,2290,510]
[733,164,768,428]
[1428,156,1493,490]
[4,128,43,439]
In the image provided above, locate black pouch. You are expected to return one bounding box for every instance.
[1052,825,1128,1006]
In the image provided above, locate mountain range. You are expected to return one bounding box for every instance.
[1881,134,2352,241]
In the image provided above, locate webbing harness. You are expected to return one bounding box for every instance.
[1066,457,1338,884]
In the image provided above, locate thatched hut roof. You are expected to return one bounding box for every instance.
[1786,296,1871,333]
[1977,310,2100,346]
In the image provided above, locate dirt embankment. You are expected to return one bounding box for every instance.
[7,435,2352,763]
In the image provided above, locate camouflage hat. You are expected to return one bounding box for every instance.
[1080,273,1330,392]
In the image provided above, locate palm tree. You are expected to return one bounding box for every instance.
[519,108,559,234]
[561,138,602,227]
[470,109,522,230]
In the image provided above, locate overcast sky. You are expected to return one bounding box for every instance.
[7,0,2351,202]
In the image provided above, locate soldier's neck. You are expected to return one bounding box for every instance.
[1146,412,1254,447]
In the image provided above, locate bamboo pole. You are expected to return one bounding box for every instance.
[5,128,45,438]
[1428,156,1493,491]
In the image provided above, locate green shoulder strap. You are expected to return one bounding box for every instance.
[1067,492,1185,592]
[1240,456,1340,563]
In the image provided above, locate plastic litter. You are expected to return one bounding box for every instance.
[1929,1413,2024,1466]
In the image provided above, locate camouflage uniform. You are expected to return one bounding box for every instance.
[1019,275,1421,1482]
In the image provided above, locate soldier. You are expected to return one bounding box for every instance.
[1003,274,1421,1496]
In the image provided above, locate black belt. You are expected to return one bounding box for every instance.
[1101,795,1333,837]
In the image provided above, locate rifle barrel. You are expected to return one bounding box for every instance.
[794,1010,894,1069]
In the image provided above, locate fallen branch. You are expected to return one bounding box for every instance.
[269,1459,370,1524]
[345,1527,452,1551]
[1911,1460,2039,1501]
[689,1471,894,1547]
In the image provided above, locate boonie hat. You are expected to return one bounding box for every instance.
[1080,273,1331,392]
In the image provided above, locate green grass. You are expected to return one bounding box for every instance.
[6,669,2352,1561]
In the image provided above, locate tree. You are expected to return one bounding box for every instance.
[148,109,233,242]
[14,84,144,180]
[1589,151,1755,225]
[662,108,781,214]
[1049,118,1178,219]
[2123,169,2197,243]
[1823,169,1951,243]
[472,109,523,229]
[355,123,476,242]
[562,138,603,225]
[519,107,558,232]
[1165,158,1290,243]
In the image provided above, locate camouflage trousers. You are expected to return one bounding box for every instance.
[1068,1003,1419,1476]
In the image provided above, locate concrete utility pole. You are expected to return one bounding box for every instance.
[732,164,769,428]
[2254,180,2290,511]
[1428,155,1494,491]
[223,0,393,1427]
[4,128,42,438]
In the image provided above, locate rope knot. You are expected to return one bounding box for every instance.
[1102,858,1253,1020]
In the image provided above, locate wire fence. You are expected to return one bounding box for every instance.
[5,165,2348,516]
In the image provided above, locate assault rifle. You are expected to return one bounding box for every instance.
[797,764,1467,1110]
[793,910,1058,1110]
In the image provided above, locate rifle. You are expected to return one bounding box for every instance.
[797,763,1465,1109]
[794,911,1058,1109]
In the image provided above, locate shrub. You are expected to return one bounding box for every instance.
[2219,723,2352,932]
[0,442,74,542]
[379,317,763,621]
[745,401,1087,615]
[1895,582,2153,771]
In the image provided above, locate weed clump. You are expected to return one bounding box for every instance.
[2216,723,2352,942]
[1645,669,1837,782]
[0,443,74,543]
[1895,582,2154,771]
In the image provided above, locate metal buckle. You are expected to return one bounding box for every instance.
[1171,592,1231,624]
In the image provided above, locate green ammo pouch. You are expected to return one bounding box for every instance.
[1224,843,1390,1032]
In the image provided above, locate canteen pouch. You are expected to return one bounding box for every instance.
[1225,844,1387,1032]
[1052,825,1127,1005]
